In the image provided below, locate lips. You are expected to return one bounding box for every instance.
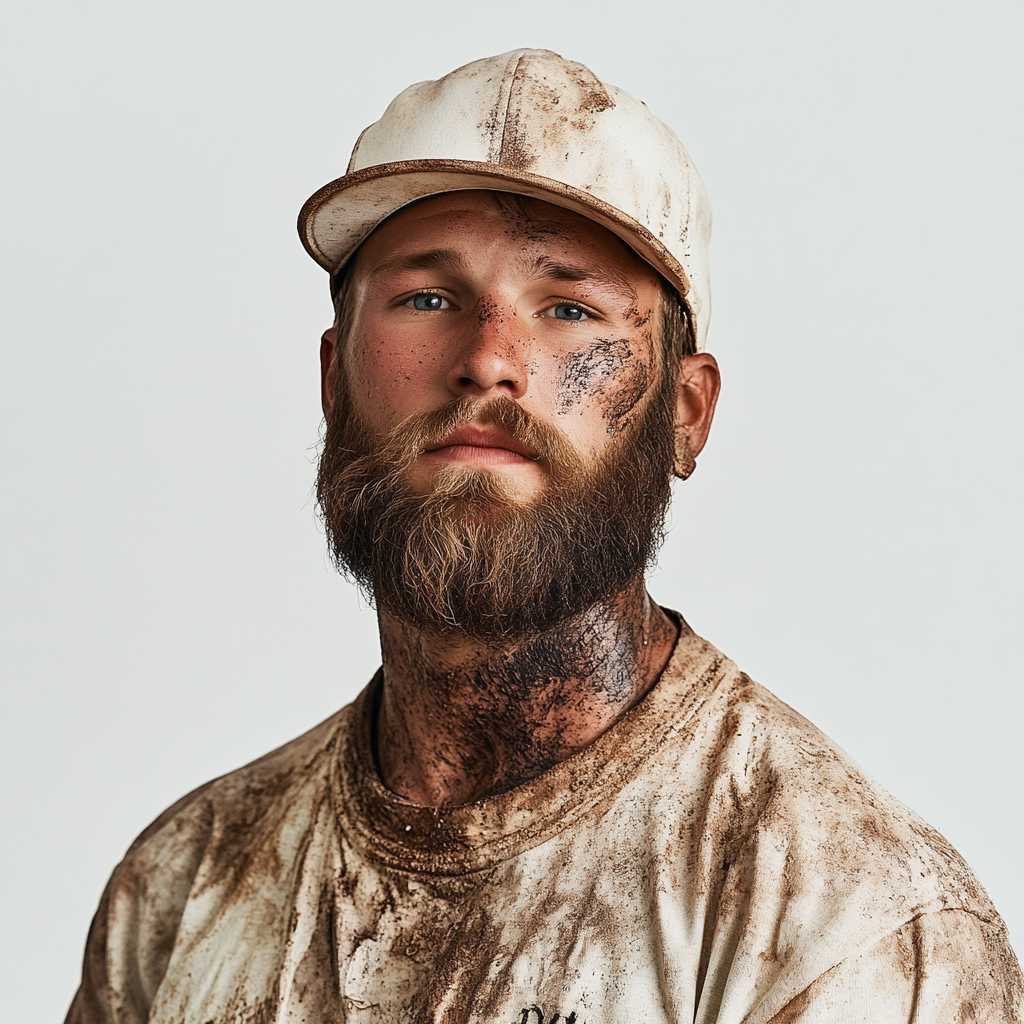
[424,424,540,463]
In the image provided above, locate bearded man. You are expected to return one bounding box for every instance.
[66,50,1021,1024]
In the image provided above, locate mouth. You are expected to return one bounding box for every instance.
[422,424,540,466]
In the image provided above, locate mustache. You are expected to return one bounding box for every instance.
[344,395,585,478]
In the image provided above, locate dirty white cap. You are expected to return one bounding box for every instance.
[298,49,713,351]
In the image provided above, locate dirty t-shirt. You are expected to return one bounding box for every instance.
[66,629,1022,1023]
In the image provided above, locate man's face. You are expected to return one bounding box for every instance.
[316,191,711,639]
[325,191,665,503]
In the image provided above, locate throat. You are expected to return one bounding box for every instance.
[374,581,680,807]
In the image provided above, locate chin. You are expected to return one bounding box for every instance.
[408,463,544,505]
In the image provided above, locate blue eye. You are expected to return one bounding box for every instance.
[553,303,587,321]
[410,293,447,311]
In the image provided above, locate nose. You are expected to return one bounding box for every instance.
[445,297,529,399]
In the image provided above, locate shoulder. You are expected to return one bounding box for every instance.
[670,651,997,924]
[122,702,351,876]
[66,703,355,1023]
[118,705,351,901]
[766,909,1022,1023]
[649,635,1017,1021]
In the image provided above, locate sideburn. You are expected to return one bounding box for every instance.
[317,377,676,641]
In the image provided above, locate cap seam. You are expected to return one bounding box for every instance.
[346,123,374,174]
[496,52,525,166]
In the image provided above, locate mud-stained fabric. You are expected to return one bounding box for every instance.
[65,630,1022,1023]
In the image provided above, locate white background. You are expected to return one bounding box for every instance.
[2,2,1021,1019]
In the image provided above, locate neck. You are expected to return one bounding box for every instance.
[373,578,680,807]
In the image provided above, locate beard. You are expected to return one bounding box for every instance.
[316,372,675,642]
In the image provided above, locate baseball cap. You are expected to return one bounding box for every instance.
[297,48,713,351]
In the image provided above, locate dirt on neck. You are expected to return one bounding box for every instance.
[373,581,680,807]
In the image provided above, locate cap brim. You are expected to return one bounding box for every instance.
[297,159,691,300]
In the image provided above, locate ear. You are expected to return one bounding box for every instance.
[320,326,338,419]
[672,353,721,477]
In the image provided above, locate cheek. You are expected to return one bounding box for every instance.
[604,360,652,430]
[554,338,653,431]
[345,332,445,427]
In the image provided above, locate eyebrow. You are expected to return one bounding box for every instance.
[369,248,471,276]
[528,255,637,301]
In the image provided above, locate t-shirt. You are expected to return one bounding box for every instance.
[65,628,1022,1023]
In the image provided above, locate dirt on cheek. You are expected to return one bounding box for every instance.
[556,339,651,430]
[557,339,631,410]
[605,361,651,429]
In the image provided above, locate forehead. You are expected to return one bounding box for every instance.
[351,190,656,283]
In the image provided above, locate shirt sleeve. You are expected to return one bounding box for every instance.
[64,883,117,1024]
[767,910,1023,1023]
[63,786,214,1024]
[63,863,158,1024]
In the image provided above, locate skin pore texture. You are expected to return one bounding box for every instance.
[319,191,720,807]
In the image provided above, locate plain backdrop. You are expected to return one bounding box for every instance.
[2,1,1022,1019]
